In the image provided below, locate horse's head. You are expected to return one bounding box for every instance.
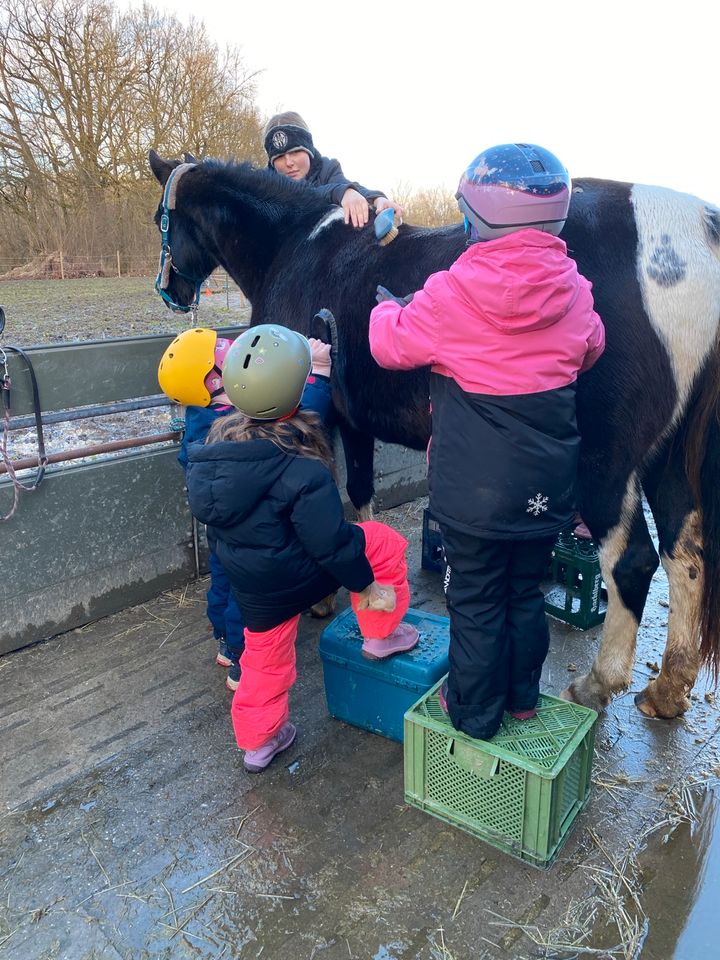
[149,150,219,314]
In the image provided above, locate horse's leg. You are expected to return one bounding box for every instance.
[563,471,659,711]
[307,426,374,615]
[634,451,702,718]
[338,421,375,520]
[308,594,337,618]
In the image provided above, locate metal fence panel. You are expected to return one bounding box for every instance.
[0,448,197,655]
[3,328,244,417]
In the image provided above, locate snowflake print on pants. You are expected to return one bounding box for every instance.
[526,493,549,516]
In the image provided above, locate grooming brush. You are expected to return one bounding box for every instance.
[374,207,400,246]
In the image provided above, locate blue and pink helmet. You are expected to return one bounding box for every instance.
[456,143,571,241]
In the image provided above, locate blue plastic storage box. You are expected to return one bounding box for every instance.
[319,606,450,742]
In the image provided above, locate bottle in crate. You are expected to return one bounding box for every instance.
[421,508,445,573]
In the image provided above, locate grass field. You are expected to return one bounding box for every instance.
[0,275,251,347]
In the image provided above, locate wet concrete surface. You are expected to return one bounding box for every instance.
[1,499,719,959]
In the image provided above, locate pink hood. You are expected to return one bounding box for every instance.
[369,228,605,395]
[463,231,582,334]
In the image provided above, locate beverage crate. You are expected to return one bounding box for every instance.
[404,679,597,867]
[319,606,450,742]
[421,508,445,573]
[544,532,607,629]
[422,511,605,631]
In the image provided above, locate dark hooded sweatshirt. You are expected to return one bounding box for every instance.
[185,435,373,631]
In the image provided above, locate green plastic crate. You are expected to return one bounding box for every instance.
[404,679,597,867]
[544,532,607,630]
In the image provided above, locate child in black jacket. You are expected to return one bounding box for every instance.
[186,324,418,772]
[158,327,335,691]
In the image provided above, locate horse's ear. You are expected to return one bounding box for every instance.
[184,152,198,164]
[148,149,180,186]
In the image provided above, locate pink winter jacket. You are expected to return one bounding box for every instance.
[369,229,605,539]
[369,229,604,395]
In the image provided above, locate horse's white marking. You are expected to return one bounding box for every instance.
[595,474,643,690]
[632,184,720,423]
[308,208,345,240]
[660,509,702,678]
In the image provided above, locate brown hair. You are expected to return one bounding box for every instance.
[207,407,335,475]
[262,111,310,140]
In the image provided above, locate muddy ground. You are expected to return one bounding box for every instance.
[2,505,719,960]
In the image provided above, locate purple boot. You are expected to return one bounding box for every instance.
[361,623,419,660]
[243,721,296,774]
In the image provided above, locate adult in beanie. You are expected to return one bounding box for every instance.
[263,111,403,229]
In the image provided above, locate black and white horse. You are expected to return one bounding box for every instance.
[149,150,720,720]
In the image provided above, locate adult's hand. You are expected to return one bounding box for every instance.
[374,196,404,220]
[341,188,370,228]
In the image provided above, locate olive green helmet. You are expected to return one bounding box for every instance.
[223,324,312,419]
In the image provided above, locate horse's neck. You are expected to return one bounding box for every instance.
[206,190,322,303]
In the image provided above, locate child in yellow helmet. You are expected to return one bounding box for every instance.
[158,327,335,691]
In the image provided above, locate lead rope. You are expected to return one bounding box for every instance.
[0,343,48,522]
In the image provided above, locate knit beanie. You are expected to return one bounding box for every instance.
[264,124,316,165]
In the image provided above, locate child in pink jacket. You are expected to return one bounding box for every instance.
[369,143,605,740]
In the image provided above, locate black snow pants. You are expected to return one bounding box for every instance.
[440,525,556,740]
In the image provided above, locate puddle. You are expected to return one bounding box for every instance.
[637,785,720,959]
[581,785,720,960]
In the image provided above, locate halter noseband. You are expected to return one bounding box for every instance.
[154,162,206,314]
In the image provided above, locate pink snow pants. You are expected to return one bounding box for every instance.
[231,520,410,750]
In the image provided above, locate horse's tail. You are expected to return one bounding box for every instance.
[686,341,720,678]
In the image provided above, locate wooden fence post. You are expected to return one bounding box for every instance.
[117,251,121,278]
[59,250,65,280]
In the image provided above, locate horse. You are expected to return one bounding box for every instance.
[148,149,720,722]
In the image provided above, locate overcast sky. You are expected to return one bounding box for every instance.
[137,0,719,206]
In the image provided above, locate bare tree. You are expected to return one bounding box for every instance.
[393,182,462,228]
[0,0,264,261]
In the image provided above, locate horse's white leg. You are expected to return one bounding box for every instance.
[634,510,702,718]
[563,477,657,711]
[356,503,374,521]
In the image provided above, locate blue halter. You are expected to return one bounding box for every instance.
[154,162,205,313]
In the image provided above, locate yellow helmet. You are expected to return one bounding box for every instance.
[158,328,220,407]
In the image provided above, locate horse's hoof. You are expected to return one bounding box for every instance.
[634,682,689,719]
[308,594,336,619]
[634,689,659,718]
[562,675,609,713]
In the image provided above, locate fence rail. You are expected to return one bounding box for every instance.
[0,254,239,288]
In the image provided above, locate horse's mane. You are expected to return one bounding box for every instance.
[191,159,332,221]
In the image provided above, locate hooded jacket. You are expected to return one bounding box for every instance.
[369,229,605,539]
[185,433,373,631]
[306,155,385,207]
